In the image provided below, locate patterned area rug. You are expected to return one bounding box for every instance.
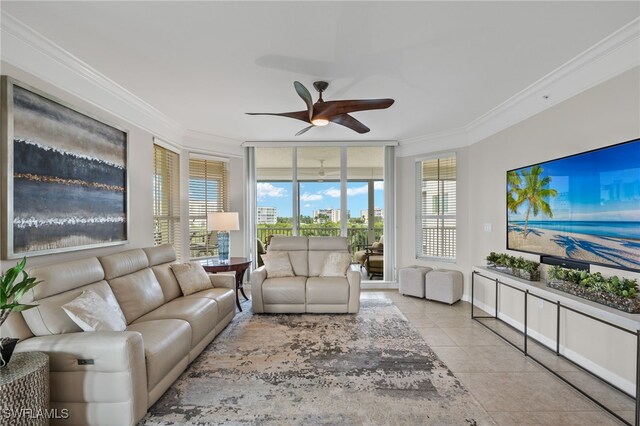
[142,300,494,425]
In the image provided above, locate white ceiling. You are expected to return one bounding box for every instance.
[1,1,638,144]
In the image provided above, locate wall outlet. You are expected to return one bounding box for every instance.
[538,299,544,309]
[483,223,492,232]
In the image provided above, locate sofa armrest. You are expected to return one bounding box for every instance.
[16,331,147,425]
[346,267,361,313]
[208,272,235,289]
[250,266,267,313]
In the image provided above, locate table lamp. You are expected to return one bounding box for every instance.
[207,212,239,264]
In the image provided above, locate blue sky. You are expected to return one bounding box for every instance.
[257,181,383,218]
[509,140,640,221]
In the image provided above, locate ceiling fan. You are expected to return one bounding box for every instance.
[247,81,394,136]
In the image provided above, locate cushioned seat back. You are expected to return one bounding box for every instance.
[267,236,309,276]
[100,249,165,324]
[21,258,122,336]
[143,244,182,302]
[308,237,349,277]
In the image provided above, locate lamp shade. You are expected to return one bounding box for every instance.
[207,212,239,231]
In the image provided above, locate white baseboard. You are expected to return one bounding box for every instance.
[361,281,398,289]
[469,297,635,396]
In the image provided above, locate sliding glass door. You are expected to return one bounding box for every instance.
[253,145,391,281]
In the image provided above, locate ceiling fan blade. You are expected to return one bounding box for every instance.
[294,81,314,121]
[246,110,310,123]
[330,114,370,134]
[315,98,394,116]
[295,125,314,136]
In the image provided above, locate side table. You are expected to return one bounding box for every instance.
[0,351,50,425]
[200,257,252,311]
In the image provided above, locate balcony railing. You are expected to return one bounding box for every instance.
[256,227,383,256]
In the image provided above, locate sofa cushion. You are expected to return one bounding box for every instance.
[150,263,182,302]
[62,290,127,332]
[99,249,149,280]
[21,281,122,336]
[261,252,295,278]
[133,298,218,348]
[308,237,350,277]
[320,253,352,277]
[306,277,350,305]
[143,244,176,267]
[268,236,309,276]
[170,262,212,295]
[127,319,190,391]
[108,269,166,324]
[185,288,235,318]
[262,276,307,305]
[27,257,105,300]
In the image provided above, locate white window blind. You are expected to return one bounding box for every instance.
[416,155,456,260]
[153,144,181,259]
[189,157,229,258]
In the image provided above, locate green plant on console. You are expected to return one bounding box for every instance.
[547,265,638,298]
[0,258,42,365]
[486,252,540,274]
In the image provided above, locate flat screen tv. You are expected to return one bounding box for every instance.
[507,138,640,272]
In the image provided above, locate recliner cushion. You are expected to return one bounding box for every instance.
[133,298,218,348]
[21,281,122,336]
[306,277,350,305]
[108,269,166,324]
[185,288,235,319]
[126,319,190,391]
[262,277,307,305]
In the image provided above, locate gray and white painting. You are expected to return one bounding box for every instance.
[10,85,127,255]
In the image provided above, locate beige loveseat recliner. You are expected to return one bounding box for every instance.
[251,236,360,314]
[0,244,236,425]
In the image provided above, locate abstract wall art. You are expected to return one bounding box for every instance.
[1,77,128,258]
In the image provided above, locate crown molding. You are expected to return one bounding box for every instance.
[183,129,244,157]
[398,18,640,158]
[465,17,640,144]
[396,129,468,157]
[0,11,185,143]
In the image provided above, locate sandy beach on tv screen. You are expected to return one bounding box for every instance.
[508,226,640,270]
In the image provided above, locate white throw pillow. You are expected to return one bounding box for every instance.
[62,290,127,332]
[261,252,295,278]
[320,252,353,277]
[170,262,212,296]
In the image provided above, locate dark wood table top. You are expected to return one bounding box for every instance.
[199,257,252,272]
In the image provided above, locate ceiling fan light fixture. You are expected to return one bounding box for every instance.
[311,118,329,126]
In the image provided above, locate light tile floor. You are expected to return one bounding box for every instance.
[363,289,632,426]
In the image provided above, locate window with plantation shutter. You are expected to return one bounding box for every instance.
[153,144,181,260]
[416,155,456,260]
[189,157,229,259]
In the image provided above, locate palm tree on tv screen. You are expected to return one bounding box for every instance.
[510,166,558,238]
[507,170,522,213]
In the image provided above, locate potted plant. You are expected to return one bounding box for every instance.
[547,265,640,313]
[0,258,41,367]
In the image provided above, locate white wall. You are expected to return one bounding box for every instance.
[396,67,640,393]
[468,67,640,282]
[0,63,246,271]
[397,147,472,293]
[397,67,640,290]
[0,62,154,271]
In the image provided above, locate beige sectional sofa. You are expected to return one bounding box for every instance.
[0,244,235,425]
[251,236,361,314]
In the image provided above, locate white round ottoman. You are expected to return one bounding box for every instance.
[398,266,433,298]
[424,269,463,304]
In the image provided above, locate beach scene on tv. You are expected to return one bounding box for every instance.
[507,140,640,271]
